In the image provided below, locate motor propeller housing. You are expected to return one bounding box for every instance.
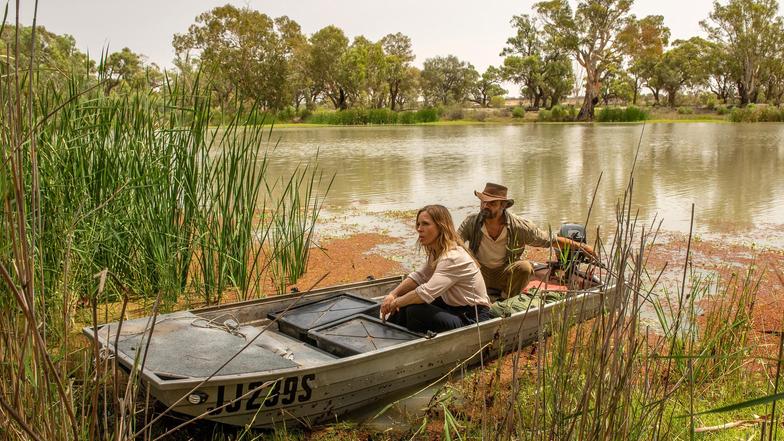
[558,223,586,244]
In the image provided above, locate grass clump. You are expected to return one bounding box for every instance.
[596,105,649,122]
[512,106,525,118]
[304,107,440,125]
[538,104,577,122]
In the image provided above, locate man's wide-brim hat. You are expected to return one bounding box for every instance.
[474,182,514,207]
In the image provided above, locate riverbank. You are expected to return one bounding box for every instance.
[137,210,783,439]
[265,107,730,129]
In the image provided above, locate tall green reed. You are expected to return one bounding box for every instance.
[1,6,330,439]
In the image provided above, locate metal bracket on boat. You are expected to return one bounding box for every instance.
[425,330,437,339]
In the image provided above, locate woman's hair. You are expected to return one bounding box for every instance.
[416,204,463,263]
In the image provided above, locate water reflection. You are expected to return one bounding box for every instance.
[267,124,784,240]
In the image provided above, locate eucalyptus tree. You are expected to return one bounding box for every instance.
[308,25,350,109]
[339,36,388,108]
[420,55,478,106]
[500,14,573,108]
[173,5,302,110]
[759,32,784,104]
[701,0,783,105]
[617,15,670,104]
[468,66,507,107]
[599,63,635,104]
[0,25,93,85]
[535,0,634,120]
[381,33,415,110]
[656,38,708,107]
[102,47,163,94]
[396,66,422,110]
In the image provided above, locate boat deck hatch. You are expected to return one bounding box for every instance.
[100,312,297,379]
[268,293,380,342]
[308,314,421,357]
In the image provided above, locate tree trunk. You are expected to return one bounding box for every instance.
[338,88,348,110]
[389,80,399,111]
[577,71,598,121]
[738,81,749,106]
[667,89,676,108]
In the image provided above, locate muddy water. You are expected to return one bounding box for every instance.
[268,123,784,247]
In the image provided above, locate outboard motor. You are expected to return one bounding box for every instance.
[558,223,586,244]
[550,223,588,272]
[549,223,602,286]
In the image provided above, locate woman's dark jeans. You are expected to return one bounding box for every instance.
[388,297,493,333]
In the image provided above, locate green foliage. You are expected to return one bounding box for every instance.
[729,104,784,122]
[489,95,506,108]
[677,106,694,115]
[512,106,526,118]
[716,104,731,115]
[398,111,416,124]
[366,108,398,124]
[538,104,577,122]
[173,5,305,110]
[702,0,784,105]
[275,106,297,122]
[305,107,440,125]
[596,105,649,122]
[534,0,634,119]
[501,14,575,108]
[416,107,441,122]
[420,55,477,106]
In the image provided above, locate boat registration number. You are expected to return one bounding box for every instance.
[208,374,315,414]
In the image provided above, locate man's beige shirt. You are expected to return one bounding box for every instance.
[477,225,507,269]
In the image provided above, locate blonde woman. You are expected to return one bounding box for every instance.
[380,205,492,333]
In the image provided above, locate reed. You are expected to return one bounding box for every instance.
[1,6,329,440]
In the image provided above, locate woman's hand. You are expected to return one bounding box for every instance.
[380,293,399,317]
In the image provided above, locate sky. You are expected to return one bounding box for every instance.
[10,1,783,73]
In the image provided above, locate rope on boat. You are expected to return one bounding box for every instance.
[190,313,244,338]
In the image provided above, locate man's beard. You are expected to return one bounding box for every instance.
[480,208,495,220]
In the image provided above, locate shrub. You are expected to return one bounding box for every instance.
[551,104,576,121]
[677,106,694,115]
[443,105,464,121]
[537,109,552,121]
[398,111,417,124]
[596,106,648,122]
[275,106,296,122]
[496,107,511,118]
[367,108,397,124]
[539,104,577,122]
[729,104,784,122]
[716,105,729,115]
[490,95,506,108]
[415,107,440,123]
[512,106,525,118]
[469,110,488,122]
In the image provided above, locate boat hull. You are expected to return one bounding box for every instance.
[86,275,610,428]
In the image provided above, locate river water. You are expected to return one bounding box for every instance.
[267,123,784,248]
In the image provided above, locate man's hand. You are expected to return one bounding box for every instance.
[380,293,399,317]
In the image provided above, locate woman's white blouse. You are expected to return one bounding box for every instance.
[407,247,490,307]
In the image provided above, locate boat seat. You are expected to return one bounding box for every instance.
[238,326,338,368]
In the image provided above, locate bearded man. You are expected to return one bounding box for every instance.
[458,183,596,299]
